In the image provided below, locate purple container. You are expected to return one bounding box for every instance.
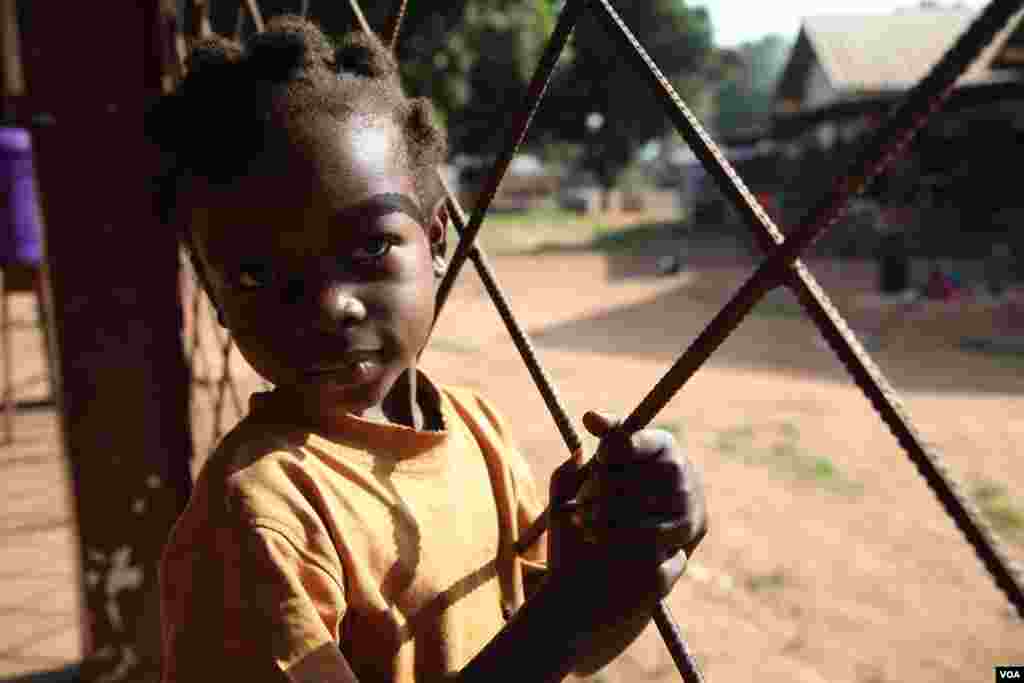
[0,127,43,265]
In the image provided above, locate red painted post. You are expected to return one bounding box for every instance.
[18,2,193,680]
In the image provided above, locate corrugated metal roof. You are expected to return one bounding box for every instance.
[802,6,1023,92]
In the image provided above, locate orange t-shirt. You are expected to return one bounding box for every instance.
[159,374,548,683]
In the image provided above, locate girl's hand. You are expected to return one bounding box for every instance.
[547,411,707,605]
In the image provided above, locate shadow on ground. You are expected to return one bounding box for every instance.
[529,279,1024,396]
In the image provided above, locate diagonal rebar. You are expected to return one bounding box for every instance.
[385,0,409,52]
[347,0,372,37]
[241,0,265,33]
[583,0,1024,616]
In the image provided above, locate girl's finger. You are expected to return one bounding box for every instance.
[601,459,685,498]
[582,410,619,437]
[550,458,588,504]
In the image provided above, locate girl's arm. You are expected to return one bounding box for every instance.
[457,546,687,683]
[287,644,361,683]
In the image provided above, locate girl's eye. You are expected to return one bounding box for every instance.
[236,263,275,290]
[351,237,393,263]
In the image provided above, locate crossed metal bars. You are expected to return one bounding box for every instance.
[179,0,1024,681]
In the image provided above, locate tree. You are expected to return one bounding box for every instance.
[396,0,559,154]
[533,0,714,197]
[712,34,790,137]
[207,1,557,155]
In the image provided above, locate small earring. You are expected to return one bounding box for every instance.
[433,256,447,277]
[216,308,227,327]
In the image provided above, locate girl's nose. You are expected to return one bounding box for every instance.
[316,282,367,327]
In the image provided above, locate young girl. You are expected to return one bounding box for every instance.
[148,16,706,683]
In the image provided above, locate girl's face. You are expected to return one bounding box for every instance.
[188,113,445,423]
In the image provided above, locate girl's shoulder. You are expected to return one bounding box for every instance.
[438,383,513,443]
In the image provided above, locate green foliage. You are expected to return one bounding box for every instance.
[753,287,805,318]
[745,568,788,592]
[534,0,714,187]
[971,480,1024,541]
[397,0,560,153]
[429,337,481,354]
[713,424,755,459]
[617,161,658,193]
[654,421,685,439]
[712,421,863,496]
[712,34,791,136]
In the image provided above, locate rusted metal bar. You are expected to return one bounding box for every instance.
[242,0,266,33]
[384,0,409,52]
[186,0,213,41]
[20,1,194,679]
[347,0,372,36]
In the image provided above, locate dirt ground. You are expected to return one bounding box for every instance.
[4,234,1023,682]
[421,249,1024,683]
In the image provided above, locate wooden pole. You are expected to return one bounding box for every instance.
[0,0,24,123]
[19,2,193,680]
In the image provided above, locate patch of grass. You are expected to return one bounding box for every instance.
[428,337,480,355]
[713,421,862,496]
[476,207,599,230]
[778,421,800,440]
[745,568,789,592]
[585,221,680,253]
[460,206,691,255]
[752,288,805,319]
[654,421,685,439]
[958,344,1024,371]
[712,424,755,460]
[769,424,862,495]
[455,207,618,255]
[970,480,1024,541]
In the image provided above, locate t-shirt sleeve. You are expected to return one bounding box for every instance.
[233,524,347,672]
[469,392,549,574]
[163,521,347,682]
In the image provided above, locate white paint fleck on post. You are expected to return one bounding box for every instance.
[96,645,138,683]
[104,546,144,632]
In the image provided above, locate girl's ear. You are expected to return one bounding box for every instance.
[427,196,449,277]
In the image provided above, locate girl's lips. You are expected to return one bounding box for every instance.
[306,350,382,374]
[305,352,385,385]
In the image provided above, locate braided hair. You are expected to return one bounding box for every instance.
[146,15,448,233]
